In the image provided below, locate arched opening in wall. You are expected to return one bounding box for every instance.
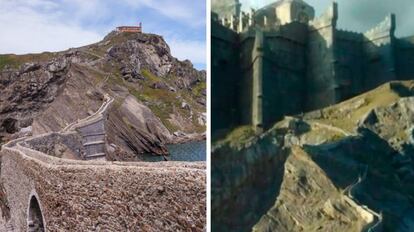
[27,196,45,232]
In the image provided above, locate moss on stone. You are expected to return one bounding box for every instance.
[215,125,256,148]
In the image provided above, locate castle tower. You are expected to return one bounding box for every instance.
[212,0,241,20]
[275,0,315,24]
[254,0,315,27]
[252,28,264,132]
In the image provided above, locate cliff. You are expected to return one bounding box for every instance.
[212,80,414,231]
[0,31,206,158]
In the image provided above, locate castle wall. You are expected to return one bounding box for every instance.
[212,21,241,134]
[362,14,397,91]
[212,0,241,21]
[306,2,338,110]
[238,23,308,129]
[239,31,255,126]
[261,23,308,127]
[211,21,240,134]
[396,36,414,80]
[255,6,278,27]
[334,30,365,99]
[276,2,293,25]
[212,1,414,135]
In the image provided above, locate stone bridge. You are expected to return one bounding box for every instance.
[0,95,206,231]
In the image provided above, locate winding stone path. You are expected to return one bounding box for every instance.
[344,166,383,232]
[310,121,353,137]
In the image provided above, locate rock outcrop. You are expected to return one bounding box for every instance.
[0,31,206,158]
[0,31,206,231]
[212,81,414,232]
[106,95,171,156]
[0,58,70,139]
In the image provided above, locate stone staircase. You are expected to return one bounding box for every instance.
[64,95,113,160]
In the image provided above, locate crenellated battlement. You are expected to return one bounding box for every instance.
[364,14,395,44]
[336,29,363,41]
[309,2,338,30]
[212,0,414,133]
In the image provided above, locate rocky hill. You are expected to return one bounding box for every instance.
[212,81,414,231]
[0,31,206,159]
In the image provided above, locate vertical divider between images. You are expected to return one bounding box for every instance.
[206,0,212,230]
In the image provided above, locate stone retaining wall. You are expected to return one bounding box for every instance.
[21,132,83,159]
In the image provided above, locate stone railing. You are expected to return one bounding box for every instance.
[62,94,113,132]
[8,94,114,161]
[344,166,383,232]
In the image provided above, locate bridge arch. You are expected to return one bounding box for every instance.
[27,191,46,232]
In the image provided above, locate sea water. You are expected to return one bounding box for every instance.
[142,141,206,162]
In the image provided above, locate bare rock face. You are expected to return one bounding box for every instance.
[253,147,367,232]
[212,81,414,232]
[106,95,172,156]
[0,58,70,140]
[0,30,206,157]
[169,59,206,90]
[360,97,414,150]
[104,32,205,90]
[106,33,172,77]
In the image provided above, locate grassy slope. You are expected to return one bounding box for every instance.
[87,33,206,133]
[214,81,414,149]
[312,81,414,133]
[0,52,57,70]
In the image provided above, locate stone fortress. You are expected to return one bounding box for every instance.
[212,0,414,134]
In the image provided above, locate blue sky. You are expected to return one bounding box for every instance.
[0,0,206,70]
[241,0,414,37]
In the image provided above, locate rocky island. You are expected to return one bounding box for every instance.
[0,30,206,159]
[0,29,206,231]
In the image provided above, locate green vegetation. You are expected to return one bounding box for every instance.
[0,55,18,70]
[0,53,56,70]
[0,30,205,145]
[328,133,345,142]
[124,69,205,133]
[76,32,206,134]
[141,69,162,82]
[192,81,206,97]
[88,31,139,57]
[214,125,256,148]
[315,81,414,132]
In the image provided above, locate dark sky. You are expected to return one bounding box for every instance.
[241,0,414,37]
